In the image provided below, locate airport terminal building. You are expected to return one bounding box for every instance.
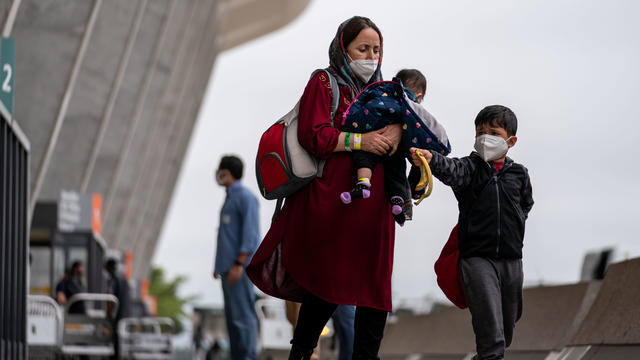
[2,1,640,360]
[0,0,309,357]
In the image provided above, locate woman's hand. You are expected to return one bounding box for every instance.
[361,129,394,155]
[379,124,402,155]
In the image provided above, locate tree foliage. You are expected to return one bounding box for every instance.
[148,267,197,334]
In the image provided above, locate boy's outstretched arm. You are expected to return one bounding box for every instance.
[410,147,475,190]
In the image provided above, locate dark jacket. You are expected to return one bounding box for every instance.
[66,275,86,314]
[429,151,534,259]
[107,272,131,321]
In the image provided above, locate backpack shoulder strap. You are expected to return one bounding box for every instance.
[316,69,340,178]
[310,69,340,128]
[322,70,340,128]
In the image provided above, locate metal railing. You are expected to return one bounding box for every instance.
[1,110,30,359]
[26,295,63,350]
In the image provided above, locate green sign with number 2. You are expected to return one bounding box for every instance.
[0,37,15,117]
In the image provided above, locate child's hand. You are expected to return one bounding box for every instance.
[410,147,432,166]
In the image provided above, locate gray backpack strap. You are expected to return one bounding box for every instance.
[323,70,340,127]
[309,69,340,126]
[316,69,340,177]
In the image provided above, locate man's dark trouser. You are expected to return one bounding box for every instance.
[290,294,387,360]
[460,257,523,360]
[111,319,120,359]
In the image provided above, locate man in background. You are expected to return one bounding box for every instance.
[66,261,86,314]
[106,258,131,359]
[212,155,260,360]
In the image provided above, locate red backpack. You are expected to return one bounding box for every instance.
[434,225,468,309]
[256,69,339,217]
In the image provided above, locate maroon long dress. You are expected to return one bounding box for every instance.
[247,72,395,311]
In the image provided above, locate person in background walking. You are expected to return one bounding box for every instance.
[55,272,69,305]
[106,258,131,360]
[66,261,86,314]
[105,258,131,322]
[213,155,260,360]
[332,305,356,360]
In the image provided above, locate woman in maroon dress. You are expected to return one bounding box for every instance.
[247,17,402,359]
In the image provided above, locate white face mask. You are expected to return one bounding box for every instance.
[215,170,226,186]
[474,134,510,162]
[348,55,378,83]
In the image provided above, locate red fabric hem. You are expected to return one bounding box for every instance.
[247,242,392,312]
[281,255,392,312]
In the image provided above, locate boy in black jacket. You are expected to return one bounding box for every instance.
[411,105,534,360]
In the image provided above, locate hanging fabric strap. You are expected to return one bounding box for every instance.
[271,197,284,224]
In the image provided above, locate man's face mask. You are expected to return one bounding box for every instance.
[474,134,511,162]
[215,170,227,186]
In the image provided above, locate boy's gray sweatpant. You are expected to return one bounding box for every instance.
[460,257,523,360]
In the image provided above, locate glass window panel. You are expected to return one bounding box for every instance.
[53,247,65,283]
[30,246,51,295]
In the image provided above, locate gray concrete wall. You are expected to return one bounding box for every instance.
[509,282,601,352]
[0,1,13,32]
[42,0,138,199]
[571,257,640,345]
[380,307,475,357]
[133,1,221,278]
[13,0,93,194]
[7,0,311,280]
[379,256,640,357]
[90,0,169,199]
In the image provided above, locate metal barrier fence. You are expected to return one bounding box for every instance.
[1,111,30,359]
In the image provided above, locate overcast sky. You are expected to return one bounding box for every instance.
[153,0,640,308]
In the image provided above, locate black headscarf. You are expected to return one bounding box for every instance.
[328,16,383,98]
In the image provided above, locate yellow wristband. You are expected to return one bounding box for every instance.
[354,133,362,150]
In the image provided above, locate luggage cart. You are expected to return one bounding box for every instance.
[60,293,118,358]
[118,317,174,359]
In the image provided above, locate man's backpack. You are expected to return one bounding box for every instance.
[255,69,340,219]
